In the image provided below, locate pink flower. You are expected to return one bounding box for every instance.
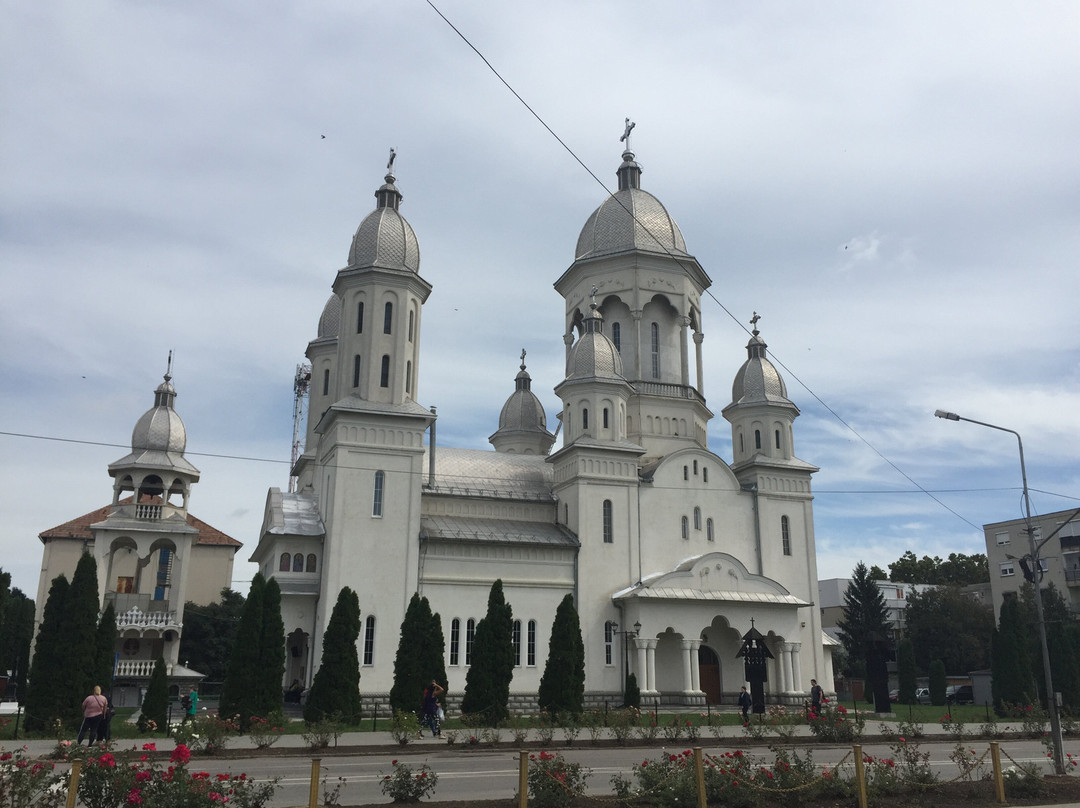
[126,788,143,805]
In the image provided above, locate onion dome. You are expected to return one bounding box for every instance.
[489,352,555,454]
[566,303,624,380]
[575,150,688,261]
[730,323,793,406]
[317,294,341,338]
[347,170,420,271]
[132,373,187,453]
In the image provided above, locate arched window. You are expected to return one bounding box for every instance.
[406,361,412,394]
[380,355,390,387]
[703,467,709,482]
[383,302,393,334]
[306,554,317,573]
[693,460,698,475]
[604,621,615,665]
[527,620,536,666]
[372,470,384,517]
[681,516,689,539]
[775,429,781,450]
[782,515,792,556]
[465,618,476,665]
[683,465,689,481]
[408,309,415,342]
[612,322,621,352]
[353,355,361,388]
[512,619,522,666]
[449,618,460,665]
[694,507,701,530]
[293,553,304,572]
[739,433,744,453]
[603,407,609,429]
[707,518,714,542]
[279,552,290,572]
[357,301,364,333]
[651,322,660,378]
[602,500,613,543]
[582,408,589,429]
[363,615,375,665]
[755,429,762,450]
[322,369,329,396]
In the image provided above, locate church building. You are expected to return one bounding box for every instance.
[250,140,836,712]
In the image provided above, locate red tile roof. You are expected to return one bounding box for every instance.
[39,498,242,549]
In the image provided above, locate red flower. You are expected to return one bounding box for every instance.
[170,745,191,765]
[142,743,156,751]
[126,788,143,805]
[135,771,152,783]
[97,753,116,768]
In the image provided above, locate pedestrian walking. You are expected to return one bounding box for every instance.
[77,685,108,745]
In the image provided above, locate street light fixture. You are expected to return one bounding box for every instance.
[934,409,1065,774]
[612,620,641,705]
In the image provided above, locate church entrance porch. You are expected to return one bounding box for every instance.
[698,645,722,704]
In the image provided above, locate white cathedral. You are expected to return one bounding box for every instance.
[250,143,836,713]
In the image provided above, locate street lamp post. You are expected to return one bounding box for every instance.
[934,409,1066,774]
[613,621,641,705]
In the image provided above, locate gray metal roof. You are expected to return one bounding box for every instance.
[263,489,324,536]
[421,514,577,547]
[424,447,555,500]
[616,587,810,607]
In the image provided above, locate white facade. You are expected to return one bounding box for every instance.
[250,145,835,713]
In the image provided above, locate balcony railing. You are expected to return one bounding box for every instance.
[117,607,180,629]
[631,381,705,403]
[115,660,173,678]
[109,502,184,522]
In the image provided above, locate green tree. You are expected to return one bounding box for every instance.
[304,587,362,724]
[94,602,117,695]
[896,639,917,705]
[888,551,988,586]
[461,580,514,724]
[257,578,286,718]
[139,656,168,732]
[64,553,102,725]
[991,596,1033,708]
[390,594,432,715]
[904,585,993,674]
[868,565,888,581]
[25,575,70,731]
[837,562,892,713]
[178,589,245,681]
[220,574,265,727]
[537,594,585,715]
[0,589,34,702]
[1018,582,1080,712]
[928,659,947,706]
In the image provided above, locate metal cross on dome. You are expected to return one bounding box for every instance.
[620,118,635,148]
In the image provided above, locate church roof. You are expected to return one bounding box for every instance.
[575,150,689,261]
[420,515,577,547]
[261,489,324,537]
[317,294,342,339]
[730,328,794,407]
[424,447,554,500]
[39,498,241,548]
[109,369,200,478]
[617,587,810,607]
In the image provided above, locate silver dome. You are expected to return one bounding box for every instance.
[347,174,420,271]
[731,334,792,405]
[497,369,548,432]
[575,187,688,261]
[130,377,187,453]
[317,294,341,338]
[566,307,624,380]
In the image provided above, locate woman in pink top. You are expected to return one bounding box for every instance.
[77,685,108,745]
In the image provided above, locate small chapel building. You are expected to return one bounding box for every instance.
[250,142,836,713]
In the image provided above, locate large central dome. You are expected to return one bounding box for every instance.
[347,173,420,271]
[574,152,688,261]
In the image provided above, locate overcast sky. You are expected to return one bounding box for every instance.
[3,2,1078,600]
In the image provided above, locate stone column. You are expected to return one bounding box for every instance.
[688,639,702,692]
[681,639,695,692]
[693,330,704,395]
[631,310,643,380]
[645,638,658,694]
[679,316,690,386]
[635,638,648,691]
[781,643,795,694]
[791,642,803,695]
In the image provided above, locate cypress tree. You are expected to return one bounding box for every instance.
[537,594,585,715]
[896,638,917,705]
[139,656,168,732]
[64,553,102,725]
[992,596,1032,707]
[624,671,641,710]
[2,591,34,703]
[304,587,361,724]
[390,593,428,714]
[95,602,117,696]
[257,578,286,718]
[425,610,448,700]
[220,573,265,727]
[461,580,514,724]
[928,659,947,706]
[25,575,69,731]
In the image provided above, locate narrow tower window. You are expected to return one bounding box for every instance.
[306,554,317,572]
[603,408,609,429]
[612,322,621,352]
[651,322,660,378]
[775,429,781,450]
[380,355,390,387]
[408,309,415,342]
[512,619,522,666]
[683,466,689,481]
[353,355,361,388]
[582,408,589,429]
[782,515,792,556]
[383,302,393,334]
[681,516,689,539]
[449,618,460,665]
[703,467,709,483]
[372,470,385,517]
[694,507,701,530]
[465,618,476,665]
[322,369,330,396]
[604,621,615,665]
[357,301,364,333]
[406,361,412,394]
[527,620,536,666]
[363,615,375,665]
[755,430,762,450]
[707,518,714,541]
[603,499,613,543]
